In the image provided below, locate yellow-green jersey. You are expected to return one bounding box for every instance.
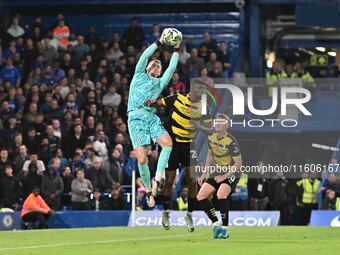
[160,93,211,143]
[208,132,241,166]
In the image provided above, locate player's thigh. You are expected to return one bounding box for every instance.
[128,115,151,149]
[149,115,172,146]
[167,142,181,171]
[197,182,216,201]
[216,183,232,199]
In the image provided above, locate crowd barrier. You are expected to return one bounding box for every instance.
[0,210,280,230]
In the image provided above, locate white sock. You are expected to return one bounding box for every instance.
[187,211,192,217]
[213,221,219,227]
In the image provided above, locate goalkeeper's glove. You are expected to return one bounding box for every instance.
[173,29,183,49]
[159,28,171,45]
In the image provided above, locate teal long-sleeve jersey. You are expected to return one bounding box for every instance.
[127,42,179,113]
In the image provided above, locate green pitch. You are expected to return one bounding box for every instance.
[0,227,339,255]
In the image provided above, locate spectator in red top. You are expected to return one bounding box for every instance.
[21,186,54,229]
[52,18,70,51]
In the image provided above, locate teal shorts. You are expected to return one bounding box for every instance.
[128,109,168,149]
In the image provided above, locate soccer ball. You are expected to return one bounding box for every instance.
[164,28,182,46]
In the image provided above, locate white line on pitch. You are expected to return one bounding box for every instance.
[0,234,200,251]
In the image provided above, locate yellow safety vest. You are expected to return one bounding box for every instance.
[291,71,314,83]
[297,179,320,204]
[336,198,340,211]
[177,197,188,211]
[266,70,288,96]
[238,173,248,188]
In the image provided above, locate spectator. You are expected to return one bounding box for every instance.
[27,67,42,86]
[185,48,205,74]
[52,17,70,50]
[200,32,217,53]
[85,26,99,45]
[6,88,20,113]
[69,152,85,172]
[122,17,145,50]
[13,145,29,176]
[0,165,20,210]
[21,187,54,229]
[38,138,51,166]
[248,162,269,210]
[72,35,90,63]
[268,174,289,225]
[93,130,109,160]
[291,62,314,83]
[105,183,128,210]
[102,148,124,184]
[40,38,58,66]
[86,157,113,192]
[41,167,64,210]
[0,148,11,178]
[174,186,189,211]
[90,189,107,211]
[322,189,340,210]
[216,41,231,72]
[6,17,25,41]
[61,166,72,189]
[22,38,38,80]
[169,72,186,94]
[107,43,123,64]
[178,44,191,65]
[22,153,45,175]
[296,177,320,225]
[102,86,121,113]
[62,124,87,159]
[71,169,93,210]
[23,127,40,154]
[0,57,21,87]
[266,60,288,96]
[199,67,214,86]
[206,52,222,74]
[136,186,149,210]
[21,158,43,199]
[52,59,66,82]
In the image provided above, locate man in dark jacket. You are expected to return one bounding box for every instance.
[248,162,269,210]
[41,167,64,210]
[268,173,289,225]
[62,124,87,159]
[105,183,128,210]
[102,148,124,184]
[86,157,113,192]
[0,165,20,210]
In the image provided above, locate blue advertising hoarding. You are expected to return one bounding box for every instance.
[1,211,280,230]
[128,211,280,227]
[310,210,340,227]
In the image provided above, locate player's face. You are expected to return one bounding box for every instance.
[147,61,162,77]
[191,83,203,101]
[214,116,229,132]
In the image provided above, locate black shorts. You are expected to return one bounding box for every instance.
[205,175,239,193]
[167,142,197,170]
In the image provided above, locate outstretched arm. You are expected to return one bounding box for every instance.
[159,51,179,90]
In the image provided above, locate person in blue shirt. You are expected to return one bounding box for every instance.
[0,57,21,87]
[127,28,182,207]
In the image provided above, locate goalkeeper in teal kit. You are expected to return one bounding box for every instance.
[127,28,182,207]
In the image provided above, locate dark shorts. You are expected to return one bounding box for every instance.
[205,175,239,193]
[167,142,197,170]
